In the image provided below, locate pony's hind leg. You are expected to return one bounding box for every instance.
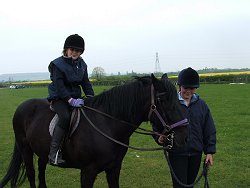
[22,145,36,188]
[105,164,122,188]
[38,158,47,188]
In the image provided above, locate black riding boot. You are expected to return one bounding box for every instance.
[48,125,66,166]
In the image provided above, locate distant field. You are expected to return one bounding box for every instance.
[0,84,250,187]
[11,71,250,85]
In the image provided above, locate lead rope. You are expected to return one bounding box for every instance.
[164,150,210,188]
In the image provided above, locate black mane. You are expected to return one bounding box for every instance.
[87,76,177,121]
[88,76,152,121]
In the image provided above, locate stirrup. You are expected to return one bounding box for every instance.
[49,150,66,166]
[55,150,60,165]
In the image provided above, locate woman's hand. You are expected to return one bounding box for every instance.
[205,154,214,166]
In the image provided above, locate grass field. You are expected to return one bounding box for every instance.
[0,84,250,187]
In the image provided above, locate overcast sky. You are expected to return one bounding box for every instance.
[0,0,250,75]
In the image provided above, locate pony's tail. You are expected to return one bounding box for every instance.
[0,142,26,188]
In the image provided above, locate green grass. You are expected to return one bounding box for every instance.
[0,84,250,187]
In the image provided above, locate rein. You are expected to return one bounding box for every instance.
[80,83,187,151]
[83,105,161,137]
[80,108,170,151]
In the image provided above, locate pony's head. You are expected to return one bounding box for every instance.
[88,74,187,148]
[149,74,188,148]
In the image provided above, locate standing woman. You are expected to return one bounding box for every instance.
[47,34,94,166]
[153,67,216,188]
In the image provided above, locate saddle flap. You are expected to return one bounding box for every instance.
[49,108,81,138]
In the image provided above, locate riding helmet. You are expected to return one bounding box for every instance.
[64,34,85,52]
[177,67,200,88]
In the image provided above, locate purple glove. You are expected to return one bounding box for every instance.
[68,98,84,107]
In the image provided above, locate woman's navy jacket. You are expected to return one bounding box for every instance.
[153,93,216,156]
[48,56,94,101]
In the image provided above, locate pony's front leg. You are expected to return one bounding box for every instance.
[80,168,98,188]
[105,163,122,188]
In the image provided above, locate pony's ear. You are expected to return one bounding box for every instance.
[151,73,157,80]
[151,73,161,87]
[161,73,168,80]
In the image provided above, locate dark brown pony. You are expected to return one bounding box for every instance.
[0,75,187,188]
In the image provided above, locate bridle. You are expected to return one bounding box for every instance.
[148,84,188,131]
[81,83,188,151]
[147,84,188,149]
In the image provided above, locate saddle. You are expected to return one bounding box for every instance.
[49,107,81,138]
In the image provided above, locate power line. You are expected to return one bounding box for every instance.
[154,52,161,73]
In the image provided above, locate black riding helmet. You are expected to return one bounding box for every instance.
[64,34,85,52]
[177,67,200,88]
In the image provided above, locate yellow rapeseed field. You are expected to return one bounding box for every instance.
[12,80,51,85]
[168,71,250,79]
[199,71,250,77]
